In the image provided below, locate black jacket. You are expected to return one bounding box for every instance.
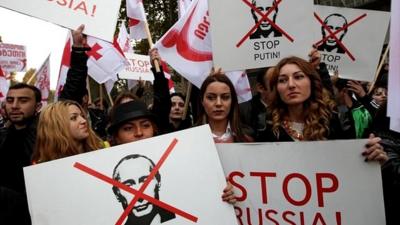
[150,67,172,135]
[256,114,355,142]
[0,116,38,225]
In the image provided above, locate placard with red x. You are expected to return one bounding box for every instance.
[74,139,198,225]
[236,0,294,48]
[314,12,367,61]
[312,5,390,82]
[208,0,315,72]
[24,125,238,225]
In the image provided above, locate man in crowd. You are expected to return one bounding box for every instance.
[0,83,42,225]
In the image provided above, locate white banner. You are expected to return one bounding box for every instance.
[217,140,385,225]
[209,0,316,71]
[0,0,121,42]
[0,42,26,74]
[388,0,400,132]
[24,125,237,225]
[314,6,390,82]
[119,53,154,82]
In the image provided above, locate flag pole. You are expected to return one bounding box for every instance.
[106,86,114,107]
[86,77,92,105]
[144,21,160,72]
[99,83,104,110]
[26,71,36,85]
[182,81,192,120]
[368,45,390,94]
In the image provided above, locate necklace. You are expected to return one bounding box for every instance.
[282,120,304,141]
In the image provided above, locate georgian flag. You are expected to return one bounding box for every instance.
[127,0,147,40]
[155,0,251,102]
[54,33,72,101]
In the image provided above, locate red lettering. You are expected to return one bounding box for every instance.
[250,172,276,204]
[74,1,88,15]
[283,173,312,206]
[56,0,68,6]
[228,171,247,202]
[235,206,243,225]
[282,211,296,225]
[312,212,327,225]
[316,173,339,207]
[335,212,342,225]
[265,209,279,225]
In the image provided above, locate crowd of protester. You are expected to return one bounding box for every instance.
[0,25,399,225]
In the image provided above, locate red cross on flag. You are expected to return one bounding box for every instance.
[155,0,251,102]
[127,0,148,40]
[34,54,51,104]
[0,66,9,100]
[86,36,128,84]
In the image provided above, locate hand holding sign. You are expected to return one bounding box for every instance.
[72,24,87,48]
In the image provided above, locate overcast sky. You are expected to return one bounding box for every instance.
[0,7,68,89]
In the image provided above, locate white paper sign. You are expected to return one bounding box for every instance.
[0,0,121,42]
[119,53,154,81]
[0,42,27,74]
[314,6,390,81]
[217,140,385,225]
[209,0,316,71]
[24,125,237,225]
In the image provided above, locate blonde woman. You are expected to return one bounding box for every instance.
[32,100,103,163]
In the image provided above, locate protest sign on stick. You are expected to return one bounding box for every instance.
[314,5,390,81]
[209,0,315,71]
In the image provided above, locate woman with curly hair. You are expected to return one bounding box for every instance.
[197,72,252,143]
[32,100,103,163]
[257,56,352,141]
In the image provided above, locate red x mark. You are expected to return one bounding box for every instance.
[74,138,198,225]
[86,43,103,60]
[314,12,366,61]
[237,0,294,48]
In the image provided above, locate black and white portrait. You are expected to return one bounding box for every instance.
[249,0,283,39]
[112,154,176,225]
[317,13,348,54]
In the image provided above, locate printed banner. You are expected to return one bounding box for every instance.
[314,5,390,81]
[0,42,27,74]
[118,53,154,81]
[0,0,121,42]
[217,140,385,225]
[208,0,316,71]
[24,125,237,225]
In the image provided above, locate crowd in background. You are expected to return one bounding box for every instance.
[0,25,399,225]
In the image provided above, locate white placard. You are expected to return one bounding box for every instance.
[314,6,390,81]
[0,42,27,74]
[209,0,316,71]
[118,53,154,81]
[0,0,121,42]
[217,140,385,225]
[24,125,237,225]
